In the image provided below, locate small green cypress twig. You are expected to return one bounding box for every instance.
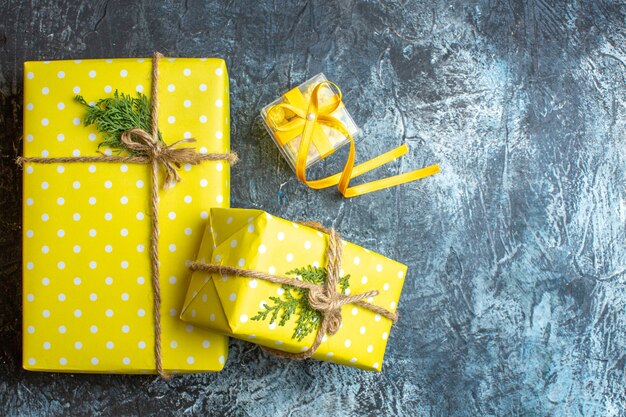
[74,90,163,155]
[251,265,351,342]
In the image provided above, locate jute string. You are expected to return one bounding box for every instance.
[188,222,398,359]
[17,52,238,379]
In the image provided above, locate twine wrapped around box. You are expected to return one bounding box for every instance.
[189,221,397,359]
[18,52,238,379]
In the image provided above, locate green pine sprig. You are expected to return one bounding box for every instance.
[74,90,162,155]
[251,265,351,342]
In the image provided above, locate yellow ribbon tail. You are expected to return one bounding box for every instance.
[342,163,440,197]
[301,143,409,189]
[299,142,440,197]
[347,143,409,179]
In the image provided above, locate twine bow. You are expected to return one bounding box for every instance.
[119,129,237,188]
[189,221,397,359]
[266,81,440,197]
[18,52,237,379]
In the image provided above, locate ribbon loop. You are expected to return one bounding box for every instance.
[311,80,343,115]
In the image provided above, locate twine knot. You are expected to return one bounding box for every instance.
[120,128,207,188]
[307,285,343,335]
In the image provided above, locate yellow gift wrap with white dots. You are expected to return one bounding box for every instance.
[180,208,407,371]
[22,57,230,374]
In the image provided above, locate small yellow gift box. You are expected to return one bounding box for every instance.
[22,55,231,374]
[260,74,440,198]
[261,73,359,171]
[180,208,407,371]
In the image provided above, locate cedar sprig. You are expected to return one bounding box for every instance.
[251,265,351,342]
[74,90,162,155]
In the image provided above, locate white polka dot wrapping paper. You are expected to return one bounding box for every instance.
[180,208,407,371]
[22,57,230,374]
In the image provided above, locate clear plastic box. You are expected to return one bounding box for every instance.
[261,73,359,172]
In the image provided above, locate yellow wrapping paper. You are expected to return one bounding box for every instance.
[22,57,230,373]
[180,208,407,371]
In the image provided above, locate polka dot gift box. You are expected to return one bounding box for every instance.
[180,208,407,371]
[21,56,231,374]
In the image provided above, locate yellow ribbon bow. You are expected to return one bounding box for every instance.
[267,81,440,197]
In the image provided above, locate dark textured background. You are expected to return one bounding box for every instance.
[1,1,625,416]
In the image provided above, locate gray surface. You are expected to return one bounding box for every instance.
[1,1,625,416]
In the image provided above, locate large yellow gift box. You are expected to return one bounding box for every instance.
[22,56,230,374]
[180,208,407,371]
